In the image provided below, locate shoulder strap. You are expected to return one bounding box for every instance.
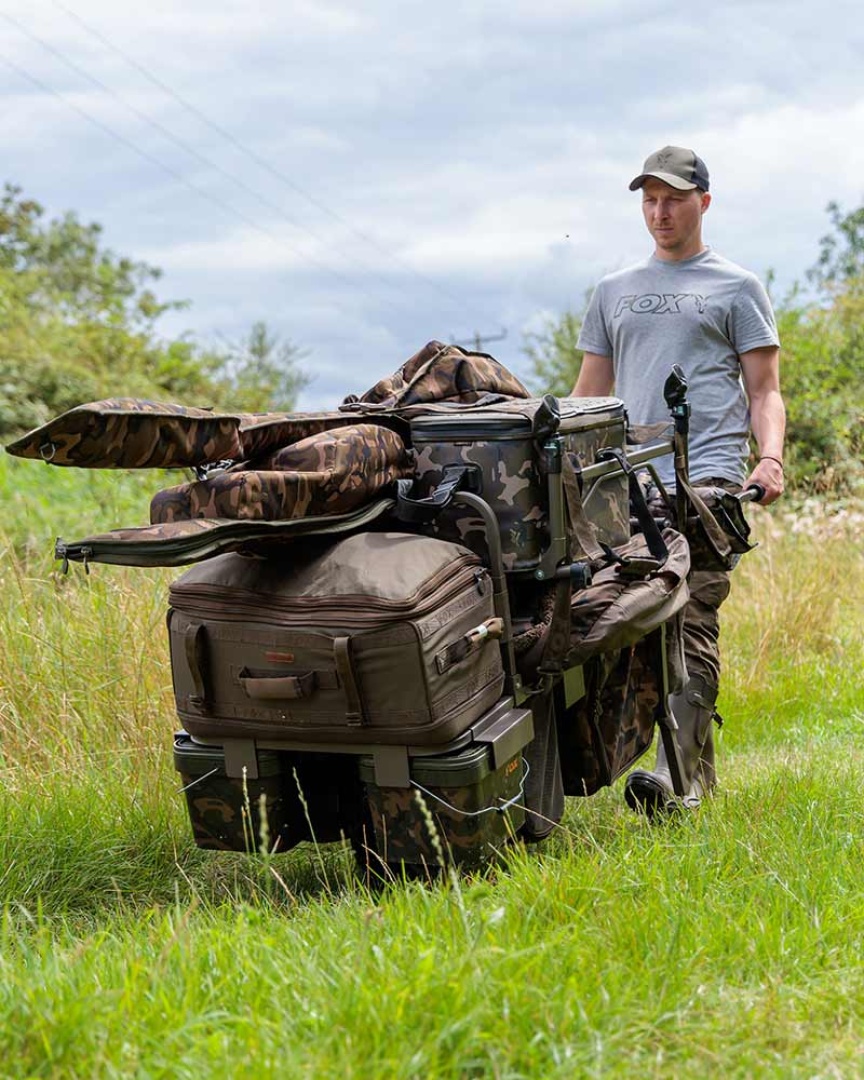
[595,447,668,572]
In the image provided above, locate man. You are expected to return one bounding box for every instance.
[571,145,786,816]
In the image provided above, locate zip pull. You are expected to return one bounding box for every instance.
[465,616,504,644]
[436,617,504,673]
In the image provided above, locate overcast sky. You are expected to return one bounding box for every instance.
[1,0,862,408]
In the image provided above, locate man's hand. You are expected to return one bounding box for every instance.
[744,456,784,504]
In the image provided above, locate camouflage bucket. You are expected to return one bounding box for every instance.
[173,733,289,852]
[359,742,528,870]
[407,397,630,572]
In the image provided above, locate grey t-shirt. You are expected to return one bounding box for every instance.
[576,248,780,487]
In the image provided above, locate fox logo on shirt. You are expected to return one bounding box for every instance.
[614,293,707,317]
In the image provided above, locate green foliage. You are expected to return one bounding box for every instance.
[522,310,584,397]
[216,319,313,413]
[808,199,864,289]
[772,284,864,493]
[0,183,309,436]
[0,507,863,1075]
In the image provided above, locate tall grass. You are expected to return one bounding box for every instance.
[1,454,863,1076]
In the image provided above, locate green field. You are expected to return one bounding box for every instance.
[1,452,863,1077]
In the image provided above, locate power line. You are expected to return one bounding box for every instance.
[452,327,508,353]
[0,10,425,314]
[50,0,490,325]
[0,52,418,318]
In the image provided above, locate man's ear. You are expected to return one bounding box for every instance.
[701,192,712,214]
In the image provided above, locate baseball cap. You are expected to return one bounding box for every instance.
[629,146,710,192]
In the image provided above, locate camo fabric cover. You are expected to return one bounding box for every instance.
[363,755,526,869]
[236,410,398,463]
[344,340,530,409]
[564,528,690,665]
[558,639,662,797]
[55,499,397,567]
[150,423,411,523]
[5,398,245,469]
[510,528,689,684]
[640,475,753,572]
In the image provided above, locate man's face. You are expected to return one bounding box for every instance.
[640,177,710,259]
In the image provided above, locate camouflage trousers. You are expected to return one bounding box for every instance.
[643,475,742,690]
[681,477,742,689]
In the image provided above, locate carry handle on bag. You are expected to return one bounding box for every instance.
[394,463,480,525]
[238,670,319,701]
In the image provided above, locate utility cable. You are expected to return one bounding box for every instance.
[0,51,417,318]
[50,0,493,325]
[0,10,428,315]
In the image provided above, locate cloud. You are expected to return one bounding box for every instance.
[1,0,863,409]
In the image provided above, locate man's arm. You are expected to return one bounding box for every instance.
[740,345,785,505]
[571,353,614,397]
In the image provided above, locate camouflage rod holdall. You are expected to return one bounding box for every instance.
[54,499,397,570]
[52,421,412,568]
[5,398,384,470]
[5,398,245,468]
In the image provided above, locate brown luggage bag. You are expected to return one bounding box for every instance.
[169,531,505,746]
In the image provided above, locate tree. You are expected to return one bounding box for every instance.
[522,310,584,397]
[0,183,179,329]
[220,321,312,413]
[808,200,864,291]
[0,184,310,436]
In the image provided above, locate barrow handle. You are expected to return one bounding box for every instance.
[739,483,766,504]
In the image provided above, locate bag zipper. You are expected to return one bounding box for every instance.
[170,556,486,629]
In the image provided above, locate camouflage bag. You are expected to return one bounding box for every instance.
[640,475,755,572]
[150,423,412,523]
[513,529,690,679]
[684,482,755,571]
[401,396,631,572]
[342,340,530,409]
[55,499,396,569]
[557,635,669,797]
[237,411,405,464]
